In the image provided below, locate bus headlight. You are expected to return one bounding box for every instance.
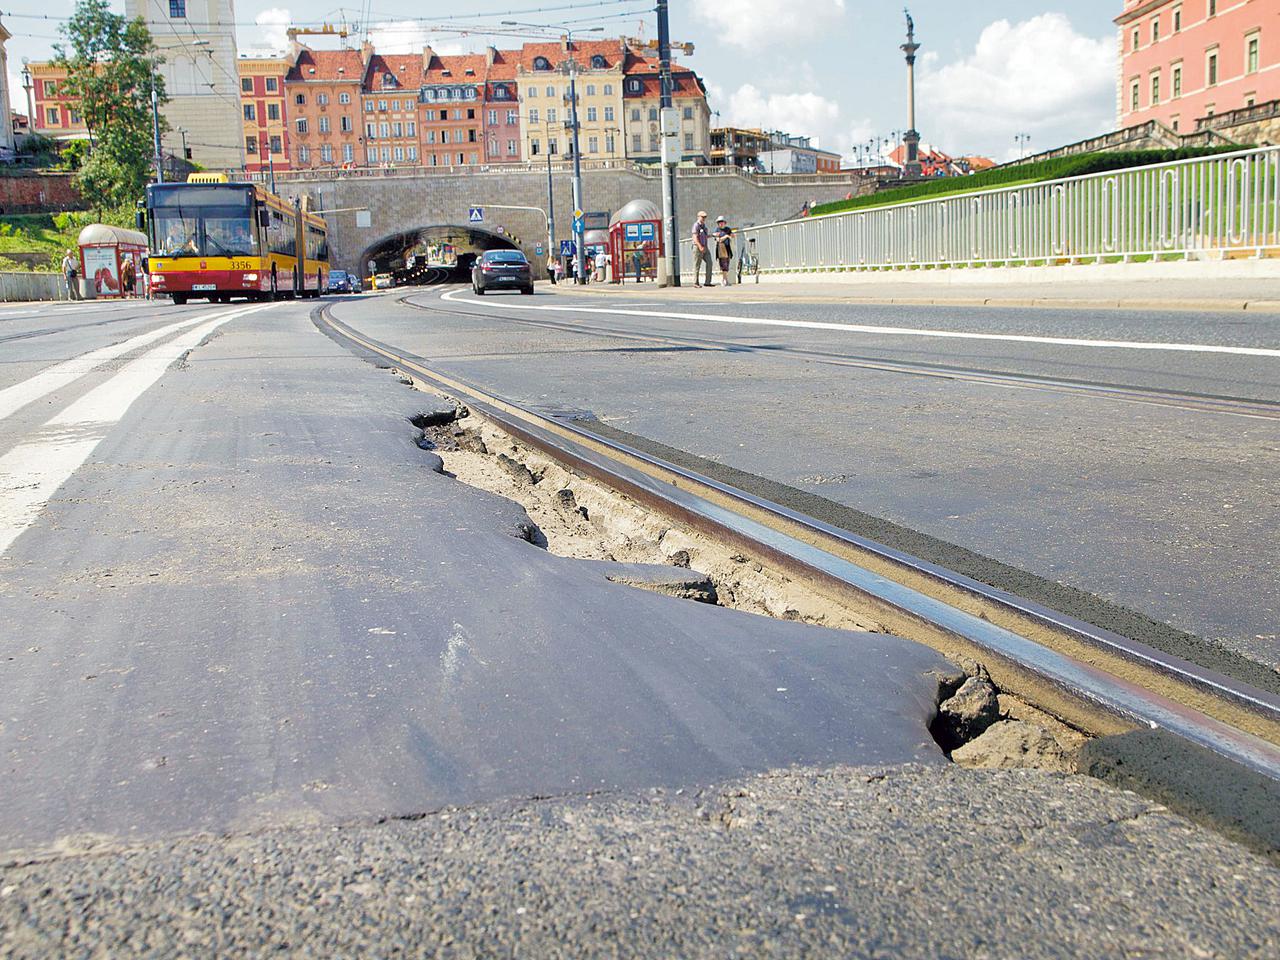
[242,273,258,281]
[150,274,163,283]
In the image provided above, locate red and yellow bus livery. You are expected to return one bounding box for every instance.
[141,176,328,304]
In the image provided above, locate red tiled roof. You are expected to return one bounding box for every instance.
[286,48,365,84]
[367,53,424,90]
[424,52,490,82]
[513,39,626,72]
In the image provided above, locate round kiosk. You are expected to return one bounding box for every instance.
[608,199,662,283]
[77,223,148,299]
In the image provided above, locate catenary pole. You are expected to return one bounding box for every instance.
[657,0,679,286]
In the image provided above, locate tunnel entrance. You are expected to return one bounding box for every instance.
[358,225,520,287]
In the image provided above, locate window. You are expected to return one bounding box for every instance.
[529,108,539,123]
[317,93,329,105]
[169,0,186,17]
[407,146,418,161]
[299,145,310,163]
[548,139,557,154]
[507,139,517,155]
[546,86,555,98]
[683,107,693,120]
[442,130,450,144]
[378,99,387,111]
[267,103,280,120]
[1174,7,1182,31]
[43,80,57,97]
[241,77,253,93]
[70,110,81,125]
[365,100,375,112]
[1173,65,1183,97]
[394,146,404,161]
[452,109,462,120]
[488,109,497,124]
[406,121,416,136]
[367,147,377,164]
[467,108,475,119]
[468,129,477,142]
[439,109,447,120]
[547,108,557,123]
[266,77,278,92]
[245,136,257,154]
[392,122,402,137]
[430,154,438,166]
[586,84,596,96]
[270,135,281,153]
[381,146,391,162]
[1246,94,1257,107]
[627,79,641,93]
[591,55,606,69]
[390,99,399,111]
[341,115,352,132]
[296,93,306,105]
[684,133,694,150]
[632,133,641,151]
[243,104,256,120]
[494,84,510,99]
[588,135,598,153]
[427,130,437,144]
[296,118,308,133]
[1247,35,1260,74]
[1133,28,1140,51]
[321,144,333,162]
[379,122,390,138]
[343,144,354,162]
[1151,74,1160,104]
[1209,0,1216,15]
[631,108,640,121]
[605,133,615,154]
[1131,80,1140,112]
[534,56,551,70]
[507,109,518,125]
[649,107,658,121]
[339,91,350,104]
[319,116,330,133]
[1152,19,1160,43]
[587,106,597,121]
[1208,51,1218,85]
[1172,117,1180,132]
[531,139,540,155]
[604,106,614,122]
[649,133,658,151]
[458,152,466,164]
[365,122,376,139]
[603,84,613,96]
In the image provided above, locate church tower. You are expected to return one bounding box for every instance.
[126,0,245,171]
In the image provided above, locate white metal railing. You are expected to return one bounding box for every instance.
[684,146,1280,274]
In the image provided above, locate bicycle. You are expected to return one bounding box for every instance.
[738,238,760,284]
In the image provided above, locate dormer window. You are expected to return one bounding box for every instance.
[383,72,397,86]
[494,83,509,99]
[627,79,641,93]
[442,70,452,77]
[533,56,552,71]
[465,69,475,76]
[590,55,606,69]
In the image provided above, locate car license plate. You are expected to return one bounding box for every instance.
[192,284,216,291]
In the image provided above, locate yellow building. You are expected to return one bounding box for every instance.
[515,40,628,162]
[622,55,710,164]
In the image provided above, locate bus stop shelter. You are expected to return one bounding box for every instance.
[78,223,148,299]
[608,199,663,283]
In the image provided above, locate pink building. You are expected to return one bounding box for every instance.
[1117,0,1280,133]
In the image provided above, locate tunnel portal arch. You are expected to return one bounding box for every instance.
[358,224,523,285]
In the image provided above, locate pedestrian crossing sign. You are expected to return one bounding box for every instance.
[468,206,484,223]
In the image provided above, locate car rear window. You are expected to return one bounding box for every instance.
[485,251,527,264]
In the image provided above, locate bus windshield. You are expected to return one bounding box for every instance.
[150,185,258,259]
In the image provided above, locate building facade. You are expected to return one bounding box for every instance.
[29,63,87,139]
[1117,0,1279,132]
[516,40,628,163]
[284,46,366,170]
[125,0,245,170]
[621,54,711,164]
[237,57,291,174]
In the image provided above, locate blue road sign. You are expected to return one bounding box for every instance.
[572,214,585,234]
[468,206,484,223]
[639,222,656,240]
[560,240,576,258]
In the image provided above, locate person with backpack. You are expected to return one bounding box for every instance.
[714,217,734,287]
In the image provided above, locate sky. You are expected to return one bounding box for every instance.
[2,1,1123,162]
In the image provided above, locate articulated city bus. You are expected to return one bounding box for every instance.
[141,175,328,304]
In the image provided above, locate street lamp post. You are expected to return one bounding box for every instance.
[20,60,33,138]
[1015,132,1031,160]
[503,21,602,284]
[657,0,680,286]
[150,68,164,183]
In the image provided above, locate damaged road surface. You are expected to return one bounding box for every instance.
[2,297,1278,956]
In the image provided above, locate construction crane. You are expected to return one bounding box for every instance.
[286,23,350,42]
[624,36,695,57]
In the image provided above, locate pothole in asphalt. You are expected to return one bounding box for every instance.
[396,371,1087,772]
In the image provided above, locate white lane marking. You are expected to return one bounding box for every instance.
[0,308,240,423]
[439,288,1280,359]
[0,303,274,557]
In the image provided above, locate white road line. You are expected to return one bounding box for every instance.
[0,303,274,557]
[439,288,1280,359]
[0,307,237,423]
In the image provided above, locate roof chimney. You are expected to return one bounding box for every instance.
[486,46,497,67]
[422,45,435,72]
[361,39,374,65]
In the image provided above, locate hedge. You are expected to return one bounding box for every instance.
[808,147,1241,218]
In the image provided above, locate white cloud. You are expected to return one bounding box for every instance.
[692,0,846,51]
[246,8,292,56]
[368,21,464,56]
[918,13,1115,156]
[708,81,872,161]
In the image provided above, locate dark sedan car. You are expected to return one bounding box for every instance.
[472,250,533,295]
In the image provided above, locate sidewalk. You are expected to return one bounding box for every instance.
[554,264,1280,312]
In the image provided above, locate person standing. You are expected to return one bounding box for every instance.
[691,210,712,287]
[120,256,136,298]
[61,249,80,300]
[714,217,734,287]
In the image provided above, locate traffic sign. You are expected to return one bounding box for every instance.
[468,206,484,223]
[573,208,584,220]
[535,243,544,255]
[560,240,576,258]
[572,213,585,234]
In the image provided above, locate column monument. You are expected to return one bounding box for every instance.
[900,9,922,178]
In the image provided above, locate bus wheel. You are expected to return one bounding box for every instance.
[290,269,299,299]
[270,272,278,300]
[172,293,188,306]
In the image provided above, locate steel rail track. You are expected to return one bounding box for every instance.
[316,300,1280,782]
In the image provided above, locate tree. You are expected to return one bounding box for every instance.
[53,0,166,212]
